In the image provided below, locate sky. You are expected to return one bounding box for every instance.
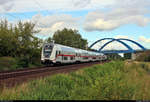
[0,0,150,51]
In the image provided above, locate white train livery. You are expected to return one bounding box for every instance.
[41,43,107,65]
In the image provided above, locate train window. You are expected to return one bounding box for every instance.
[93,57,96,59]
[71,57,74,60]
[59,51,61,54]
[64,56,68,60]
[83,57,88,60]
[76,53,78,56]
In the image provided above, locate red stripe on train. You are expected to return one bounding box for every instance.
[53,54,101,61]
[57,54,75,57]
[57,54,98,58]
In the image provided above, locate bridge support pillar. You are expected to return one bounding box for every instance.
[131,52,142,60]
[131,53,137,60]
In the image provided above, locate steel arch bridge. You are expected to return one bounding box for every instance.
[89,38,147,54]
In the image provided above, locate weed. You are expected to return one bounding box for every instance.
[0,61,150,100]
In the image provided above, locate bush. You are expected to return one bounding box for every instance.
[0,57,18,71]
[136,51,150,62]
[1,61,150,100]
[17,57,30,68]
[0,56,43,71]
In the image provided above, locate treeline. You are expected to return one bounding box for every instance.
[0,20,43,68]
[0,20,88,70]
[45,28,88,50]
[105,53,124,61]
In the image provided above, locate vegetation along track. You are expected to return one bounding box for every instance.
[0,61,109,88]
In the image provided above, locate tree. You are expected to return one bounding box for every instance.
[45,37,53,43]
[106,53,123,60]
[0,20,15,57]
[0,19,43,67]
[135,50,150,62]
[124,53,132,59]
[52,28,88,49]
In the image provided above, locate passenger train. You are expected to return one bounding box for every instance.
[41,42,107,65]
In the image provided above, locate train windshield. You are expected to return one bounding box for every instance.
[43,44,53,58]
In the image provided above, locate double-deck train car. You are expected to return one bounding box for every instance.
[41,43,107,65]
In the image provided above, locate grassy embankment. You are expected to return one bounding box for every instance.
[0,57,43,71]
[0,61,150,100]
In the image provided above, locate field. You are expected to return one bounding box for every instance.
[0,61,150,100]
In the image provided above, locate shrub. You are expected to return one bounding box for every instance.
[136,51,150,62]
[1,61,150,100]
[0,57,18,71]
[17,57,30,68]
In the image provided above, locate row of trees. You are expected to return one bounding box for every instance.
[0,20,43,64]
[0,20,88,68]
[45,28,88,50]
[1,19,148,70]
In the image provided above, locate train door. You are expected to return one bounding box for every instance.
[55,50,62,63]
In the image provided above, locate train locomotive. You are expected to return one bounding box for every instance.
[41,42,107,65]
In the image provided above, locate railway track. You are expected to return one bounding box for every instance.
[0,61,109,88]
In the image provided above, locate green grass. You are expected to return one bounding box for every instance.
[0,57,44,71]
[0,57,18,71]
[0,61,150,100]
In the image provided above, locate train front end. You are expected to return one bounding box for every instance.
[41,43,54,65]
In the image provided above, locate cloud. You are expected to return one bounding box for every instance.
[115,0,150,9]
[30,14,79,36]
[139,36,150,43]
[0,0,116,13]
[0,0,12,5]
[84,18,119,31]
[115,35,129,39]
[84,10,150,32]
[0,0,15,12]
[71,0,91,8]
[1,0,150,35]
[84,0,150,32]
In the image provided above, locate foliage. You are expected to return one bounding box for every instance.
[0,56,43,71]
[1,61,150,100]
[51,28,88,50]
[0,57,18,71]
[45,37,53,43]
[124,53,131,59]
[0,19,43,69]
[0,20,89,70]
[135,50,150,62]
[106,53,124,60]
